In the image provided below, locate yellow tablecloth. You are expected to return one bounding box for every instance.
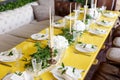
[0,11,119,80]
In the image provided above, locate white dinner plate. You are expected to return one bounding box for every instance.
[52,22,65,28]
[88,28,107,35]
[103,12,117,18]
[0,48,22,62]
[31,33,48,40]
[75,43,97,53]
[96,20,112,27]
[51,66,83,80]
[73,10,84,13]
[65,15,75,20]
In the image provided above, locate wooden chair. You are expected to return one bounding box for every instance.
[96,0,117,10]
[92,62,120,80]
[55,0,81,16]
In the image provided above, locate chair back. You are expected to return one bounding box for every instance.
[55,0,81,16]
[97,0,116,10]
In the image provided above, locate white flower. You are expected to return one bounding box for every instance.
[73,20,86,32]
[87,8,100,19]
[53,36,69,50]
[99,6,106,12]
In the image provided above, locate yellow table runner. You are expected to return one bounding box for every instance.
[0,11,119,80]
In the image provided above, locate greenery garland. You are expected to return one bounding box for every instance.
[60,28,74,44]
[0,0,37,12]
[25,42,58,70]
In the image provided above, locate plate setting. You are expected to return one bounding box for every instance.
[103,12,117,18]
[65,15,76,20]
[2,71,34,80]
[50,63,84,80]
[52,22,65,28]
[75,42,97,53]
[73,9,84,13]
[31,33,48,40]
[96,20,112,27]
[88,28,107,35]
[0,48,22,62]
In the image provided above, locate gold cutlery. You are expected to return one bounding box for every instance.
[73,50,91,57]
[0,61,12,67]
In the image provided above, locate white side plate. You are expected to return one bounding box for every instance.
[31,33,48,40]
[88,28,107,35]
[51,66,83,80]
[52,22,65,28]
[103,12,116,18]
[65,16,75,20]
[96,21,112,27]
[75,43,97,53]
[73,10,84,13]
[0,48,22,62]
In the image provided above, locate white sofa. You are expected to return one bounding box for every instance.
[0,2,62,52]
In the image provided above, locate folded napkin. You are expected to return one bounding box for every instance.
[0,48,22,62]
[51,66,83,80]
[10,71,34,80]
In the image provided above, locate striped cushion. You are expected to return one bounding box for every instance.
[106,48,120,63]
[113,37,120,47]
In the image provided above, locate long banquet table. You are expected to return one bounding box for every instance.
[0,10,120,80]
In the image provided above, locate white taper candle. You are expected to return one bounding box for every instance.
[83,5,87,23]
[91,0,94,8]
[52,15,54,48]
[75,3,77,23]
[49,7,52,48]
[70,3,72,34]
[95,0,98,9]
[85,0,88,6]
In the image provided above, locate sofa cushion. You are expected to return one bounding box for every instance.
[38,0,54,14]
[7,23,45,39]
[32,5,49,21]
[0,34,25,52]
[106,48,120,63]
[113,37,120,47]
[31,15,63,25]
[0,2,38,34]
[7,16,63,38]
